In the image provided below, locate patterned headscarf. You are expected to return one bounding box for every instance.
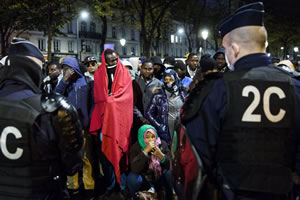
[163,69,181,94]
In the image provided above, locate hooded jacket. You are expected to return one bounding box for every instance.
[54,57,89,129]
[145,73,186,145]
[151,56,165,80]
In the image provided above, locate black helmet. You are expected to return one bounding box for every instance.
[84,56,97,65]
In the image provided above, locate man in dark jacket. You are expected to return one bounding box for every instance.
[53,57,94,197]
[182,2,300,200]
[151,56,165,80]
[186,53,200,79]
[41,61,62,93]
[182,55,222,123]
[135,60,163,122]
[54,57,89,130]
[163,56,176,70]
[174,60,192,89]
[0,38,82,199]
[213,48,229,73]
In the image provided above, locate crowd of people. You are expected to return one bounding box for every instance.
[1,2,300,200]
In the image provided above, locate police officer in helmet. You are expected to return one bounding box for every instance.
[0,38,83,199]
[182,2,300,200]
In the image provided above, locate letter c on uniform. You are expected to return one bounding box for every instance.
[0,126,23,160]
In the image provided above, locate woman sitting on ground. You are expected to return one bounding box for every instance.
[127,124,172,199]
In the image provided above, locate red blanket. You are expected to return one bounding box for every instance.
[89,49,133,184]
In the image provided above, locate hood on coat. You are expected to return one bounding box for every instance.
[61,57,83,77]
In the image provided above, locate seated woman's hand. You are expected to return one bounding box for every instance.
[151,146,164,160]
[144,140,156,154]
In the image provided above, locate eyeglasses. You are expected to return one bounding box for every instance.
[88,62,96,67]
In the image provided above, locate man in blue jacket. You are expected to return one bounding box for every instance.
[54,57,89,130]
[182,2,300,200]
[53,57,93,197]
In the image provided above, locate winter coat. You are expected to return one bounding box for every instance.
[54,57,89,129]
[145,87,185,145]
[135,76,163,117]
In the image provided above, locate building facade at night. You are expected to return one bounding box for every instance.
[16,14,198,62]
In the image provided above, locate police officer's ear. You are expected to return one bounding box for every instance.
[231,42,240,58]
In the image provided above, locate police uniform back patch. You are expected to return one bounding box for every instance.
[0,99,38,165]
[226,79,293,128]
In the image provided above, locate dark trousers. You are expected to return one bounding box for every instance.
[127,170,172,198]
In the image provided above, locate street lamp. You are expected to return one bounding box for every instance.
[77,11,89,61]
[178,28,184,35]
[120,38,126,47]
[120,38,126,56]
[294,47,299,61]
[81,11,89,19]
[201,30,209,54]
[280,47,284,59]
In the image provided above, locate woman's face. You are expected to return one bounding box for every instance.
[144,131,156,145]
[164,76,174,84]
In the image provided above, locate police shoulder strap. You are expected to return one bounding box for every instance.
[22,94,43,118]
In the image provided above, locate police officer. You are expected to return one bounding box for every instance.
[0,38,83,199]
[182,2,300,200]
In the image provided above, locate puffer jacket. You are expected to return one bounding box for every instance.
[145,87,185,145]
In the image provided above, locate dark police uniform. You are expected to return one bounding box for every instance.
[182,2,300,200]
[185,54,300,200]
[0,38,83,200]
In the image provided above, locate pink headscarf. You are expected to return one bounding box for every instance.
[144,128,162,179]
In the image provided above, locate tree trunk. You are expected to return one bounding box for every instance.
[143,38,152,58]
[153,33,161,56]
[195,37,202,55]
[47,27,52,62]
[213,32,219,50]
[0,31,7,57]
[0,27,11,57]
[140,31,144,56]
[47,3,52,62]
[186,34,192,53]
[140,25,147,57]
[100,16,107,54]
